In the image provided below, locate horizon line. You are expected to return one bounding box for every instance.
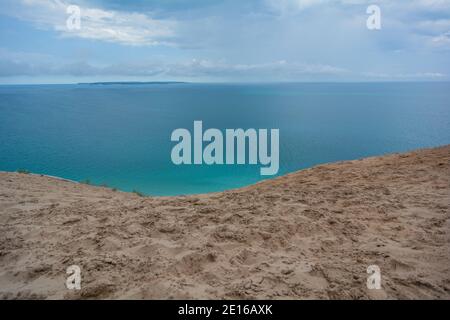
[1,80,450,86]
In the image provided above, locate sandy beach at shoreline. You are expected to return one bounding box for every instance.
[0,146,449,299]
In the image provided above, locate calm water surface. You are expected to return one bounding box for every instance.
[0,82,449,195]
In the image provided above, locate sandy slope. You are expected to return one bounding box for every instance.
[0,146,449,299]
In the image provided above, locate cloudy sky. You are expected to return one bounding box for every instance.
[0,0,449,83]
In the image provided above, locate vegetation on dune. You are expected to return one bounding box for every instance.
[132,189,145,197]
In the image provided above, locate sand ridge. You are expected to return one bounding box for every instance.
[0,146,449,299]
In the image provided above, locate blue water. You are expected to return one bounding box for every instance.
[0,82,449,195]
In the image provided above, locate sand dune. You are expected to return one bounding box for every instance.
[0,146,449,299]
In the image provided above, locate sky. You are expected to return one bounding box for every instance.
[0,0,449,83]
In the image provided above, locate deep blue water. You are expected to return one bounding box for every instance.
[0,82,449,195]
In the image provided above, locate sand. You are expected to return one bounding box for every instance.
[0,146,449,299]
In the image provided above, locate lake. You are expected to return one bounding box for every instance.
[0,82,449,195]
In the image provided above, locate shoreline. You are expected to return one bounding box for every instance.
[1,145,449,299]
[3,145,449,198]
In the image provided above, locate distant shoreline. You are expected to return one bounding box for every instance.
[77,81,188,85]
[1,81,450,86]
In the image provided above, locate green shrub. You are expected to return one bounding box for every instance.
[132,189,145,197]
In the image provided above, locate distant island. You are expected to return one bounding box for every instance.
[77,81,187,85]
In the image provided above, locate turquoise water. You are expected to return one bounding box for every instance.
[0,82,449,195]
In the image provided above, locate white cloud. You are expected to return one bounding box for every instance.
[417,19,450,33]
[265,0,326,14]
[264,0,450,15]
[415,0,450,9]
[3,51,447,81]
[430,31,450,47]
[1,0,449,81]
[363,71,447,79]
[0,52,349,79]
[14,0,177,46]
